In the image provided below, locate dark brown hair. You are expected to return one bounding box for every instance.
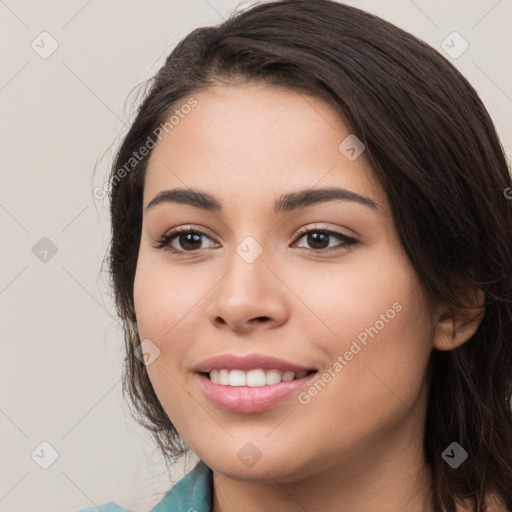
[103,1,512,509]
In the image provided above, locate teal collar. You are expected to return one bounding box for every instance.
[150,460,213,512]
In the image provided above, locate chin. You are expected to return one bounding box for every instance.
[198,445,315,484]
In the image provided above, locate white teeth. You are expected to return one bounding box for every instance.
[229,369,246,387]
[265,369,282,385]
[210,369,220,383]
[207,368,311,386]
[219,369,230,385]
[246,369,266,387]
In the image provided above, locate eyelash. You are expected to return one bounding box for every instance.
[152,225,358,255]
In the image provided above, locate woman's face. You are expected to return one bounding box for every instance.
[133,83,437,482]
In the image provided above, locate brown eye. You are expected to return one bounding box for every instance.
[152,227,217,254]
[292,228,358,252]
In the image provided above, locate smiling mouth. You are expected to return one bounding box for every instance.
[201,368,318,387]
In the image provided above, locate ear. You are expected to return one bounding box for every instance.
[433,288,486,351]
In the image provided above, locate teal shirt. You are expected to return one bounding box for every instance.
[75,460,212,512]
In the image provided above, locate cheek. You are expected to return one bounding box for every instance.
[289,248,427,355]
[290,268,434,469]
[133,254,203,340]
[298,249,434,407]
[133,257,205,439]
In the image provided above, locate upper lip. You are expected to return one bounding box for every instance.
[194,353,317,373]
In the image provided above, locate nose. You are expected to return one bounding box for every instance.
[206,247,289,334]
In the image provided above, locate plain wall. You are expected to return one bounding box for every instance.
[0,1,510,511]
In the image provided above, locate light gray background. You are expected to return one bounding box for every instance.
[1,1,511,511]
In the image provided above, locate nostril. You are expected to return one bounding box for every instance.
[253,316,271,323]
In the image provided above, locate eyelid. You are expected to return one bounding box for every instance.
[293,223,357,240]
[160,224,216,241]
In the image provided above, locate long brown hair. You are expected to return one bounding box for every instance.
[103,1,512,509]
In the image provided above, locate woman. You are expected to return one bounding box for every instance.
[78,0,512,510]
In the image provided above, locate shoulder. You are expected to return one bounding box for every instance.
[150,459,212,512]
[74,503,133,512]
[71,460,212,512]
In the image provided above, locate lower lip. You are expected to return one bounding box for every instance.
[196,372,317,413]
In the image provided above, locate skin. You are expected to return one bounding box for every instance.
[133,83,485,512]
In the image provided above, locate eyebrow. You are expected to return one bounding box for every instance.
[146,187,379,213]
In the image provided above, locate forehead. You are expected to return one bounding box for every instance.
[143,83,386,213]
